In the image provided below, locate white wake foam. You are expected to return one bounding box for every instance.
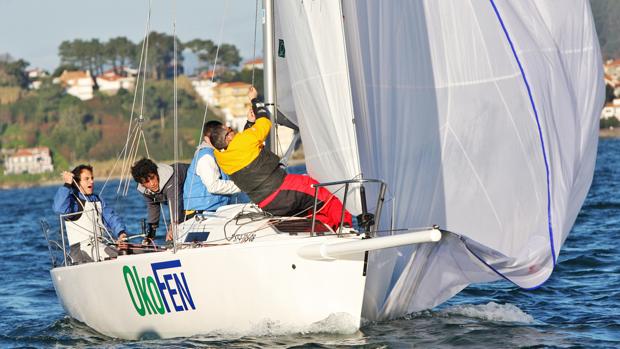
[208,312,360,338]
[441,302,534,323]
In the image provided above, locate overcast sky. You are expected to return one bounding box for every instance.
[0,0,261,72]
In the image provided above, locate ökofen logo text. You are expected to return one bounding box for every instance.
[123,260,195,316]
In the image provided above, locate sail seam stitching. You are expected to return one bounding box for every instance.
[446,124,504,230]
[360,72,522,89]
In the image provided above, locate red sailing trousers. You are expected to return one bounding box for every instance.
[258,174,352,229]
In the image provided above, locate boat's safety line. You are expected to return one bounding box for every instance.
[489,0,556,266]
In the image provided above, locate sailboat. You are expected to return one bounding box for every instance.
[44,0,603,340]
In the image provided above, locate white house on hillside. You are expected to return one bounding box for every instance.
[601,98,620,120]
[4,147,54,175]
[26,68,49,90]
[56,70,95,100]
[96,69,136,95]
[191,78,217,105]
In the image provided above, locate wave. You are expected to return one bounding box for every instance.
[188,313,360,340]
[440,302,535,323]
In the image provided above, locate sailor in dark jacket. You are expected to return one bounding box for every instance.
[131,158,189,240]
[209,86,352,229]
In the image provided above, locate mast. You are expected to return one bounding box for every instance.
[263,0,277,153]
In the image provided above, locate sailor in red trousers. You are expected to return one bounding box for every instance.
[209,86,352,229]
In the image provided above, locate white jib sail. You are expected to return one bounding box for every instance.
[275,0,604,320]
[274,0,363,213]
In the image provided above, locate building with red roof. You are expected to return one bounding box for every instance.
[4,147,54,175]
[242,58,263,71]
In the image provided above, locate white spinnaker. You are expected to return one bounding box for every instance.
[274,0,362,212]
[340,0,603,319]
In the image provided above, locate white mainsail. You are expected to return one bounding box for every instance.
[273,0,603,320]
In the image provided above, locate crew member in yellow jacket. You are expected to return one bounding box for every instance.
[210,86,352,229]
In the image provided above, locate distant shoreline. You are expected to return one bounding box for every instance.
[0,157,307,190]
[0,130,617,190]
[599,127,620,138]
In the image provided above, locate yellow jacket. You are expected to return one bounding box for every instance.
[214,117,272,175]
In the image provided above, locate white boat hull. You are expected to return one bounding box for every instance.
[49,204,442,339]
[51,234,367,339]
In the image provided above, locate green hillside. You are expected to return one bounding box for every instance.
[0,76,216,165]
[591,0,620,59]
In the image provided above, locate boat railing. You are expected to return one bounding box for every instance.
[310,178,387,237]
[40,212,79,267]
[40,218,65,268]
[40,210,113,267]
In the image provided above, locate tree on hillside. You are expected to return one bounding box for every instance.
[59,40,87,70]
[0,58,29,88]
[137,32,184,80]
[86,39,106,76]
[590,0,620,58]
[185,39,241,70]
[185,38,215,71]
[58,39,106,75]
[105,37,137,73]
[217,44,242,68]
[50,104,100,160]
[237,68,264,94]
[52,64,80,77]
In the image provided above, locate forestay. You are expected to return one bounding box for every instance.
[274,0,604,320]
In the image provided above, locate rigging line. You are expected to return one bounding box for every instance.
[121,124,142,195]
[335,0,364,183]
[172,0,179,250]
[196,0,230,133]
[98,150,123,196]
[123,125,141,196]
[70,179,114,243]
[120,125,140,195]
[117,136,133,194]
[489,0,556,265]
[139,0,151,123]
[118,0,151,194]
[160,202,169,233]
[186,0,230,211]
[251,0,259,86]
[141,128,150,159]
[71,178,88,211]
[275,121,285,158]
[91,202,115,242]
[126,129,149,195]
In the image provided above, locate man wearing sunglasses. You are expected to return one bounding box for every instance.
[209,86,351,229]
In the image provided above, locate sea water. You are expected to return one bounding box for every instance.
[0,139,619,348]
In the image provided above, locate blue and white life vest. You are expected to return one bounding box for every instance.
[183,146,232,212]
